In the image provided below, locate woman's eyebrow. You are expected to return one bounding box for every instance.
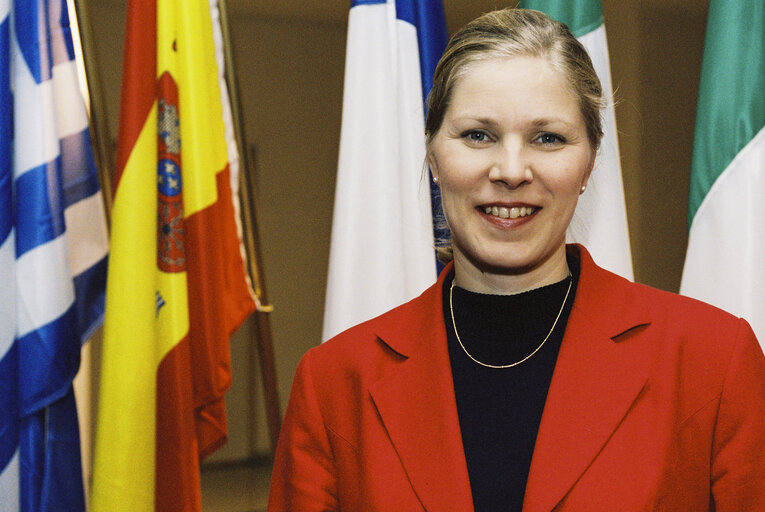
[449,114,497,126]
[529,117,575,129]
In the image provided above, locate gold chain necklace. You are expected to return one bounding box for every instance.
[448,274,572,369]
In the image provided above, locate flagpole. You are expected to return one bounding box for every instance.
[217,0,282,452]
[68,0,114,501]
[70,0,114,225]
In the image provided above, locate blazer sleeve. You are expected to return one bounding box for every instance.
[267,351,339,511]
[710,318,765,510]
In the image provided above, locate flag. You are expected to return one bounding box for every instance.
[518,0,633,280]
[680,1,765,347]
[90,0,257,510]
[322,0,447,341]
[0,0,109,510]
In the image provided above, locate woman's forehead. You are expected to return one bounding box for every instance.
[446,56,581,120]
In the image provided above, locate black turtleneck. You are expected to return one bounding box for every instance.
[443,257,579,511]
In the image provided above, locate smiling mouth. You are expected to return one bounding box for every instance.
[482,205,537,219]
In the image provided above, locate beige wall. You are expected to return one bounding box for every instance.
[226,12,348,458]
[85,0,710,461]
[605,0,708,292]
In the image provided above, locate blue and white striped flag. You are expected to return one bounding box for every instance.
[0,1,109,510]
[322,0,447,341]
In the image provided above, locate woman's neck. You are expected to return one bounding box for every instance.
[452,247,569,295]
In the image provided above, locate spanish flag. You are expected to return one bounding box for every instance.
[91,0,257,510]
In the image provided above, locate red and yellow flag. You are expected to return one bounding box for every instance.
[91,0,257,510]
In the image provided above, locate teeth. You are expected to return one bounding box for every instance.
[483,206,535,219]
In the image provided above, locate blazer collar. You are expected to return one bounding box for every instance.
[369,261,474,511]
[566,244,651,340]
[370,245,651,512]
[523,247,651,511]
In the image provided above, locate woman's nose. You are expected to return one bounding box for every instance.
[487,142,533,188]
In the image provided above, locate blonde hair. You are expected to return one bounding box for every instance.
[426,8,605,262]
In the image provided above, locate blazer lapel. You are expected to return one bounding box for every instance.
[369,266,474,512]
[523,246,651,512]
[366,247,650,512]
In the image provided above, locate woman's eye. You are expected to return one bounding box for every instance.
[536,133,565,145]
[463,130,490,143]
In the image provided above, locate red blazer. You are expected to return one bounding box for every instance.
[268,245,765,511]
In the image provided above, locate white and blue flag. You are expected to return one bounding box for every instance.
[0,1,108,510]
[323,0,447,341]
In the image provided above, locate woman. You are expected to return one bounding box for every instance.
[268,9,765,511]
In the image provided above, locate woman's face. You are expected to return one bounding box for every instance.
[428,55,594,293]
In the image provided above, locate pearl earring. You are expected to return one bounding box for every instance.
[580,185,586,193]
[433,176,439,184]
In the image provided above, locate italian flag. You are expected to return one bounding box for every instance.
[90,0,257,510]
[680,0,765,348]
[518,0,633,280]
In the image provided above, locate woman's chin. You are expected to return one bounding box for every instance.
[456,242,563,274]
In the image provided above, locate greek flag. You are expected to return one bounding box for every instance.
[322,0,447,341]
[0,1,109,510]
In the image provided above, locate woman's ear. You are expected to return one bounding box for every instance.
[427,151,440,183]
[580,148,596,193]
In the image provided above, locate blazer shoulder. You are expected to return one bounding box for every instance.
[313,276,444,364]
[579,267,763,421]
[301,295,428,388]
[579,256,755,372]
[628,278,745,334]
[615,278,759,389]
[580,253,745,339]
